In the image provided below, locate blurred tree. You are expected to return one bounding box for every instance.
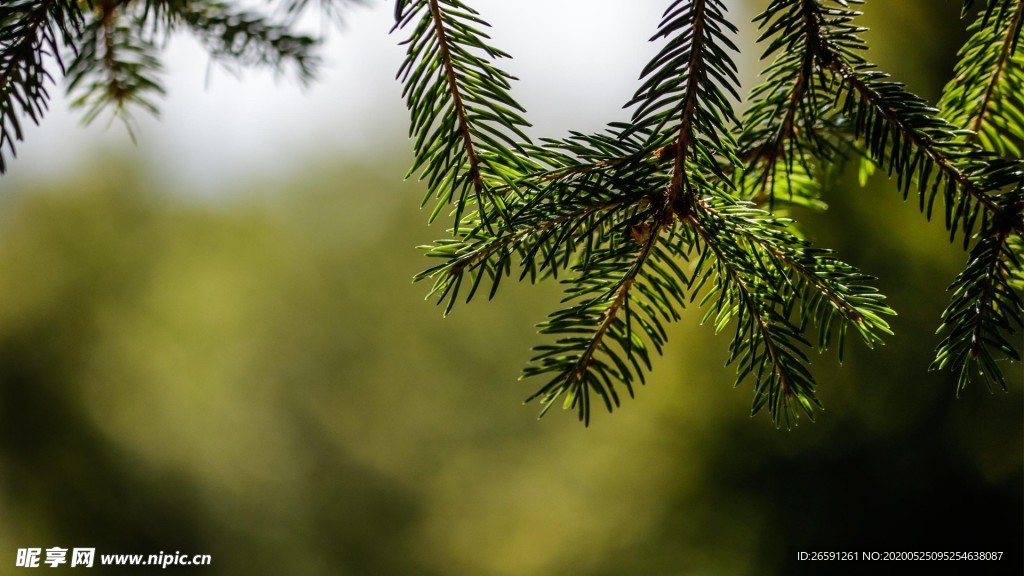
[1,0,1022,427]
[0,0,363,168]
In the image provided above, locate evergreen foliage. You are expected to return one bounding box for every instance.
[403,0,1022,426]
[1,0,1021,426]
[0,0,344,170]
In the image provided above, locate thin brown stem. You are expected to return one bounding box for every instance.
[967,0,1024,141]
[565,222,663,390]
[439,197,645,278]
[533,144,677,183]
[427,0,484,199]
[749,0,820,206]
[696,197,865,326]
[99,1,125,102]
[668,0,709,204]
[831,58,1003,217]
[968,227,1013,358]
[684,211,793,396]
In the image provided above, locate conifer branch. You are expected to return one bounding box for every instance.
[685,191,893,426]
[416,194,644,315]
[797,0,1019,236]
[685,203,815,426]
[523,219,675,424]
[171,1,319,82]
[836,66,1002,215]
[669,0,709,201]
[394,0,530,229]
[0,0,85,172]
[967,1,1023,140]
[942,0,1024,157]
[739,0,837,208]
[425,0,484,205]
[933,193,1023,392]
[625,0,740,184]
[67,2,164,130]
[2,0,329,172]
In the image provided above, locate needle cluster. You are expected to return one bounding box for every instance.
[400,0,1022,426]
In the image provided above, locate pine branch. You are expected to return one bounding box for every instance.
[738,0,846,208]
[790,0,1023,240]
[933,192,1024,392]
[1,0,325,170]
[66,2,164,131]
[416,129,661,314]
[416,195,645,316]
[170,1,319,82]
[685,190,893,426]
[523,216,680,424]
[412,0,902,425]
[515,0,746,423]
[61,0,319,137]
[2,0,1009,425]
[394,0,530,229]
[625,0,740,183]
[685,198,818,427]
[751,0,1023,394]
[941,0,1024,158]
[0,0,85,173]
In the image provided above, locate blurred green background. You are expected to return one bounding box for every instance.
[1,1,1021,575]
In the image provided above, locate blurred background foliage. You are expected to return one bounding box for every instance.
[0,1,1021,575]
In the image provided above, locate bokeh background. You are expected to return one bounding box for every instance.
[1,1,1021,575]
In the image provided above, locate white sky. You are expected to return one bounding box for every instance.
[9,1,738,192]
